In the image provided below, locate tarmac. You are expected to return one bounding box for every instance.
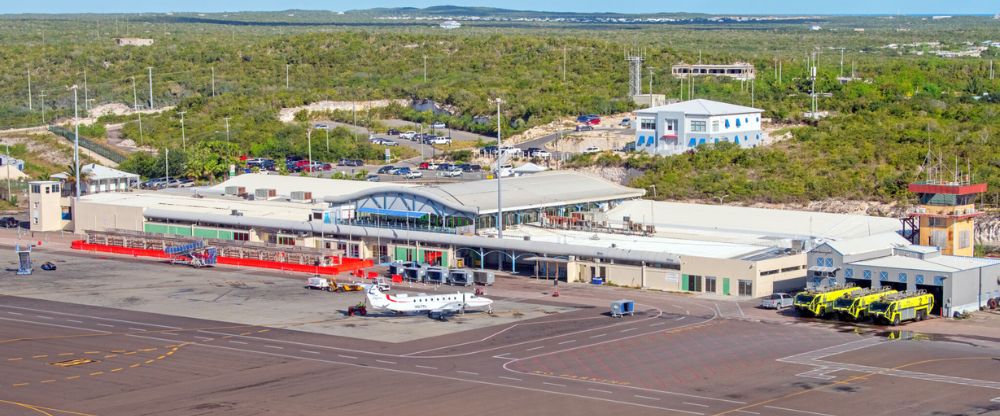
[0,233,998,415]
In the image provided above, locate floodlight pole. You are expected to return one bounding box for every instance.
[307,128,313,173]
[72,86,80,199]
[495,98,503,239]
[27,69,32,110]
[147,67,154,109]
[83,69,89,112]
[224,117,231,142]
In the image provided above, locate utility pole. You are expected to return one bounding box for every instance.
[751,77,756,108]
[147,67,154,109]
[131,76,139,110]
[224,117,231,142]
[562,46,567,83]
[423,55,427,83]
[4,142,10,203]
[27,69,32,110]
[839,48,845,78]
[991,60,995,80]
[648,67,654,95]
[811,52,818,119]
[285,64,290,89]
[307,128,313,173]
[165,148,169,184]
[71,85,80,199]
[178,111,187,150]
[325,128,329,152]
[83,69,90,112]
[38,92,47,124]
[137,112,143,145]
[211,67,216,97]
[779,60,782,84]
[494,98,503,239]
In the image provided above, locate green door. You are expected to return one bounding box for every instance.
[681,274,689,291]
[722,278,731,296]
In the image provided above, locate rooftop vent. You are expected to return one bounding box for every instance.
[231,209,243,216]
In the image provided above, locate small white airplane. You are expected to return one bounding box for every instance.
[365,283,493,319]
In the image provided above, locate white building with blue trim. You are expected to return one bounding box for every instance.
[634,99,765,156]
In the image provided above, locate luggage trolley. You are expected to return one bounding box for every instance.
[610,299,635,318]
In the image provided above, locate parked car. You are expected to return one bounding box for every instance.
[387,128,400,135]
[369,137,384,145]
[443,168,463,178]
[431,122,446,129]
[480,145,498,155]
[622,142,637,153]
[436,163,454,171]
[0,217,19,228]
[418,162,440,170]
[338,159,364,167]
[531,149,551,158]
[246,158,275,171]
[461,164,481,172]
[430,136,452,145]
[576,114,601,125]
[760,293,794,310]
[392,167,411,176]
[404,171,423,179]
[365,174,380,182]
[583,146,601,154]
[400,131,417,140]
[576,124,594,132]
[619,118,631,127]
[313,123,329,129]
[377,165,395,174]
[381,139,398,147]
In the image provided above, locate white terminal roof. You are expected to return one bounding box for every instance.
[78,191,320,222]
[851,254,1000,273]
[204,173,413,199]
[53,164,139,181]
[324,171,645,214]
[500,225,770,260]
[823,233,911,255]
[636,99,763,117]
[606,200,902,246]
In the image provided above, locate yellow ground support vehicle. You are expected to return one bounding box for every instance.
[832,287,898,321]
[793,285,860,318]
[868,291,935,326]
[305,277,366,293]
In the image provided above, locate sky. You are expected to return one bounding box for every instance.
[2,0,997,15]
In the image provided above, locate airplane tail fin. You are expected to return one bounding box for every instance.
[366,283,390,308]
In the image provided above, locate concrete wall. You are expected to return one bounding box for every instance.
[679,255,759,296]
[947,264,1000,315]
[73,200,145,234]
[756,253,808,295]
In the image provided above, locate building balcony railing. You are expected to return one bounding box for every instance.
[338,218,466,235]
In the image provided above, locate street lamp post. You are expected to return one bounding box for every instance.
[494,98,504,238]
[71,85,80,198]
[178,111,187,150]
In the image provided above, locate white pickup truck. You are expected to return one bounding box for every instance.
[760,293,794,309]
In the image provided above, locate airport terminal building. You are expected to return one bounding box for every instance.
[69,172,906,298]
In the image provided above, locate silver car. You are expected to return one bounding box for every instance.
[760,293,794,309]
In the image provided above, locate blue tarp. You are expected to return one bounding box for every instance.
[357,207,427,219]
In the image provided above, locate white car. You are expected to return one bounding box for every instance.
[400,131,417,140]
[443,168,463,177]
[381,140,398,146]
[431,122,446,129]
[369,137,384,145]
[404,171,423,179]
[583,146,601,154]
[532,150,551,158]
[430,136,452,145]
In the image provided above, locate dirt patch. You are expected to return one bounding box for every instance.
[0,134,74,168]
[279,99,408,123]
[507,112,634,145]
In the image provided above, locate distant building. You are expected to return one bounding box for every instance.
[114,38,154,47]
[0,154,25,173]
[51,164,140,195]
[439,20,461,29]
[634,99,765,155]
[671,62,755,80]
[931,15,952,20]
[810,25,822,31]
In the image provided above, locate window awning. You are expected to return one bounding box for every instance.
[357,207,427,219]
[808,266,838,273]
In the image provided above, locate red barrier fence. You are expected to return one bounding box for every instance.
[70,240,372,275]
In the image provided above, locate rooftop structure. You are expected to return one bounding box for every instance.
[907,178,987,256]
[671,62,755,80]
[204,173,413,200]
[634,99,765,155]
[52,163,140,195]
[439,20,461,29]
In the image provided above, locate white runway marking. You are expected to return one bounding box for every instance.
[558,340,576,345]
[376,359,397,365]
[264,345,284,349]
[499,376,522,382]
[676,316,687,321]
[683,402,710,408]
[36,315,54,320]
[456,370,479,375]
[301,350,320,354]
[620,327,638,332]
[526,346,544,351]
[635,395,661,401]
[96,323,114,327]
[649,322,668,327]
[7,312,22,315]
[338,354,358,360]
[590,333,607,338]
[128,327,147,331]
[732,410,760,415]
[543,381,566,387]
[415,365,438,370]
[588,388,613,394]
[228,340,247,345]
[764,406,836,416]
[66,319,83,323]
[195,336,214,341]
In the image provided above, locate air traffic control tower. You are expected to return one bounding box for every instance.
[907,179,987,256]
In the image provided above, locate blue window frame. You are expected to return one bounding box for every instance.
[698,138,706,145]
[825,258,833,267]
[688,138,697,147]
[816,257,824,266]
[898,273,907,283]
[725,119,730,128]
[736,118,741,128]
[845,268,854,278]
[879,271,889,281]
[915,274,925,284]
[636,136,644,146]
[933,276,946,285]
[734,136,740,145]
[863,270,872,279]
